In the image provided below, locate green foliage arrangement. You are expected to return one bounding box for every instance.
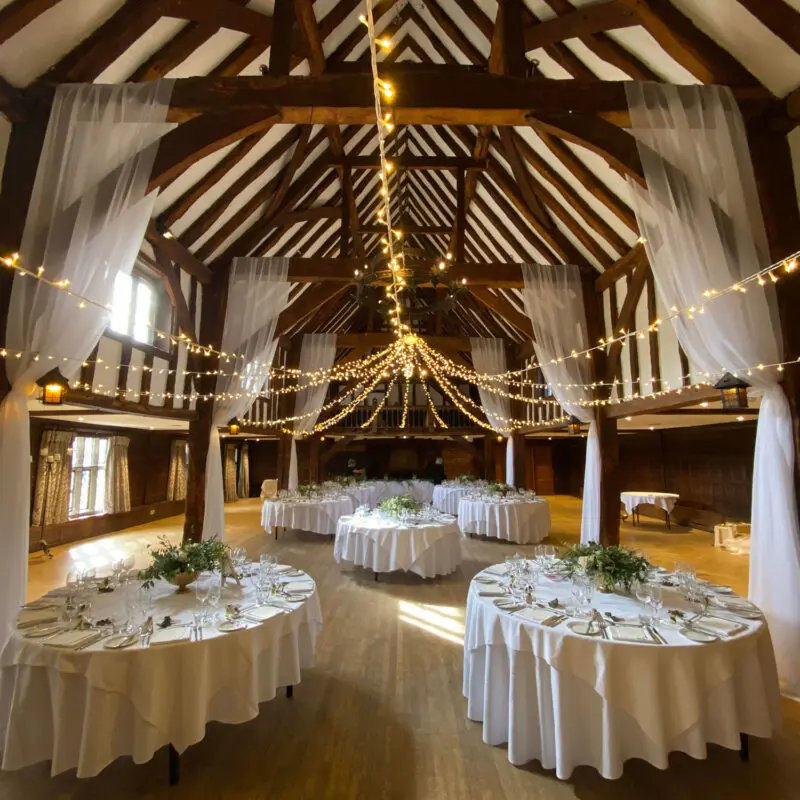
[139,537,227,589]
[332,475,365,487]
[378,494,423,518]
[296,482,320,498]
[561,542,650,593]
[484,482,516,497]
[454,474,479,485]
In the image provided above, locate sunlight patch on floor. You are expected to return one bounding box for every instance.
[398,600,465,645]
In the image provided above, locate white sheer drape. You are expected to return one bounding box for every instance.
[202,257,290,540]
[626,81,800,698]
[521,264,599,543]
[470,338,516,486]
[288,333,337,490]
[0,82,173,645]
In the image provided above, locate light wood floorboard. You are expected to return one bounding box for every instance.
[2,496,797,799]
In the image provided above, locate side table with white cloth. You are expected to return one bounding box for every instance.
[0,566,322,781]
[621,491,680,529]
[463,565,781,779]
[432,485,474,515]
[459,497,550,545]
[334,513,462,579]
[261,495,354,538]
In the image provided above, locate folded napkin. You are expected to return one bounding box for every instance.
[23,599,62,610]
[478,588,505,597]
[483,565,506,577]
[275,564,295,574]
[693,615,746,637]
[473,576,499,585]
[17,609,59,629]
[44,629,100,649]
[284,580,314,594]
[150,627,191,646]
[246,606,284,622]
[515,606,562,625]
[607,625,653,643]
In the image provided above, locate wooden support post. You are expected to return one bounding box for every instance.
[483,433,496,481]
[183,269,229,543]
[308,437,321,484]
[511,432,526,489]
[455,168,466,263]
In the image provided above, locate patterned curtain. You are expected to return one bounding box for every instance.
[31,430,74,526]
[167,439,187,502]
[238,442,250,498]
[223,444,238,503]
[105,436,131,514]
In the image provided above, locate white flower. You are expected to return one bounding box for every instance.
[577,556,589,570]
[176,550,188,563]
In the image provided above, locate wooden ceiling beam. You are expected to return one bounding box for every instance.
[145,221,211,283]
[523,1,637,51]
[595,242,646,291]
[168,0,272,39]
[603,257,650,382]
[424,0,487,65]
[497,126,551,229]
[146,237,197,339]
[617,0,759,85]
[276,282,348,335]
[469,286,533,337]
[262,125,312,220]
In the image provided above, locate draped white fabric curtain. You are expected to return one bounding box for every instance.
[289,333,337,490]
[626,81,800,698]
[0,81,173,644]
[203,257,290,540]
[104,435,131,514]
[521,264,599,543]
[470,338,516,486]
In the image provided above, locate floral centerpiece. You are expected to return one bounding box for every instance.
[296,482,320,498]
[560,542,649,593]
[332,474,365,487]
[454,474,479,485]
[139,537,227,592]
[484,482,516,497]
[378,494,422,519]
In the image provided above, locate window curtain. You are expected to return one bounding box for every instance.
[105,436,131,514]
[166,440,187,502]
[0,81,174,645]
[289,333,337,490]
[203,257,290,540]
[238,442,250,498]
[626,81,800,699]
[469,338,516,487]
[31,430,74,526]
[223,444,238,503]
[520,264,599,543]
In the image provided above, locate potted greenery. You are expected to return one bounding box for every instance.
[139,537,227,592]
[484,482,516,497]
[561,542,650,593]
[454,474,478,485]
[377,494,423,519]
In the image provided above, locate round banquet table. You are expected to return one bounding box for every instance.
[459,497,550,544]
[463,566,781,780]
[432,485,474,515]
[407,480,435,504]
[0,567,322,779]
[334,513,462,578]
[261,495,354,536]
[621,491,680,529]
[344,483,384,509]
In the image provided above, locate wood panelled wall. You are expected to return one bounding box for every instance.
[549,422,757,528]
[28,420,186,551]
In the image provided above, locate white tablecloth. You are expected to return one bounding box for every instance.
[334,514,462,578]
[0,569,322,778]
[621,491,679,516]
[459,498,550,544]
[261,496,354,535]
[407,480,434,504]
[432,485,473,515]
[463,567,781,779]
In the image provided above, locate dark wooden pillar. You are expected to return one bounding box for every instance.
[511,432,526,489]
[183,269,229,542]
[581,275,621,545]
[483,433,496,481]
[748,125,800,497]
[308,437,321,484]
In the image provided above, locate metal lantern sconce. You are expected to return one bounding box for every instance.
[714,373,750,410]
[36,368,70,406]
[228,417,241,436]
[568,417,582,436]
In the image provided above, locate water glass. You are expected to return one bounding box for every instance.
[231,547,247,570]
[206,577,222,622]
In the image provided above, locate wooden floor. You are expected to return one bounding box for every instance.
[4,496,798,799]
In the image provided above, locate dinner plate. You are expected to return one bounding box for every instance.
[709,585,734,594]
[103,634,138,650]
[217,620,246,632]
[24,624,64,639]
[566,620,603,637]
[680,627,718,643]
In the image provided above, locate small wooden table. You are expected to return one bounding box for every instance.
[620,491,680,529]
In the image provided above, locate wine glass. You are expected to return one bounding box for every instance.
[649,583,664,625]
[634,579,652,622]
[194,579,210,622]
[231,547,247,570]
[206,577,222,623]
